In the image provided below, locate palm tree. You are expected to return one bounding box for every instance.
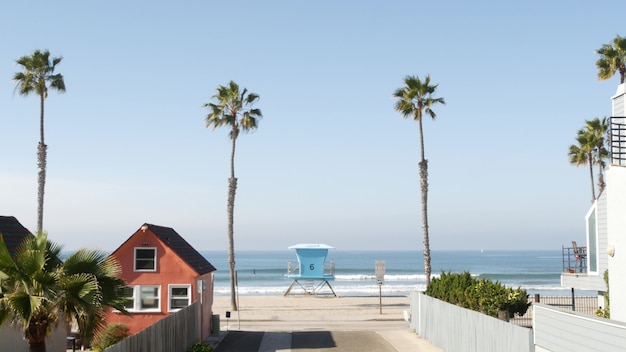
[569,132,596,203]
[596,35,626,84]
[584,117,609,194]
[204,81,262,311]
[393,74,445,287]
[0,232,128,352]
[13,50,66,234]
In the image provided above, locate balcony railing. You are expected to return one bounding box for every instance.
[562,245,587,273]
[610,116,626,166]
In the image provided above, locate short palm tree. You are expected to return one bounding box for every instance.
[393,74,445,287]
[204,81,262,311]
[569,132,596,203]
[13,50,66,233]
[0,232,128,352]
[596,35,626,84]
[584,117,609,194]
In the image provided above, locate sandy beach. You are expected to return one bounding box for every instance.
[212,295,411,331]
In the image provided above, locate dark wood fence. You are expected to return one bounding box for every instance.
[103,302,199,352]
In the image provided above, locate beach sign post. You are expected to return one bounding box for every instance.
[375,260,385,314]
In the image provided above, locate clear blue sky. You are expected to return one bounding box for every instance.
[1,1,623,252]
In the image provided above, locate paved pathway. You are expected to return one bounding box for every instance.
[210,329,442,352]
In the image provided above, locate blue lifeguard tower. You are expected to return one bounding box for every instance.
[284,244,336,296]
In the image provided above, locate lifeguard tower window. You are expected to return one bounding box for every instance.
[284,244,336,296]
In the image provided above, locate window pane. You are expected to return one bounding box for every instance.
[140,286,159,310]
[136,259,155,270]
[140,286,158,296]
[171,287,188,296]
[119,286,134,310]
[171,298,188,309]
[136,249,155,259]
[135,248,156,270]
[588,209,597,272]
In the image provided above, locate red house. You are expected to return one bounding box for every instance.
[0,215,33,257]
[105,223,216,338]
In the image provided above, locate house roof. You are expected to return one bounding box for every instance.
[0,216,33,258]
[114,223,216,275]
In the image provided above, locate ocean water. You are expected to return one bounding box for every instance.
[201,250,594,297]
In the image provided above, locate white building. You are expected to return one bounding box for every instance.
[560,83,626,321]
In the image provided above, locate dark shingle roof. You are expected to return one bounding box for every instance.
[144,223,216,275]
[0,216,33,258]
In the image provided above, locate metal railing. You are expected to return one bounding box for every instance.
[610,116,626,166]
[562,245,587,273]
[510,295,598,328]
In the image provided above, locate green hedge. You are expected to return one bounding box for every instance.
[91,323,130,352]
[425,271,530,318]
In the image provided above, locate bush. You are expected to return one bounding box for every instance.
[187,342,213,352]
[425,271,530,318]
[91,323,130,351]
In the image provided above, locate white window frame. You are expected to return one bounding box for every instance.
[134,247,157,272]
[120,285,161,312]
[585,204,599,275]
[168,284,192,312]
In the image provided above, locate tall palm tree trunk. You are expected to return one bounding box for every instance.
[228,133,238,311]
[588,154,596,202]
[418,119,432,286]
[37,94,47,234]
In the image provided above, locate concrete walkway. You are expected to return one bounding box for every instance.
[207,295,443,351]
[211,329,442,352]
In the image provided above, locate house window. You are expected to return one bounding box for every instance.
[120,286,134,310]
[586,207,598,273]
[168,285,191,311]
[135,247,157,271]
[118,285,161,312]
[139,286,160,310]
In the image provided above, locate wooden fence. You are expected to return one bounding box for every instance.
[103,302,198,352]
[410,291,533,352]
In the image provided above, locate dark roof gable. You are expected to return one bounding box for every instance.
[0,216,33,258]
[144,223,216,275]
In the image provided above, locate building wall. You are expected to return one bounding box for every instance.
[607,165,626,322]
[106,231,208,335]
[534,304,626,352]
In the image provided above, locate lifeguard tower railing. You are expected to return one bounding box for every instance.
[610,116,626,166]
[284,243,337,296]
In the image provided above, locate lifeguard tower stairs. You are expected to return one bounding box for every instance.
[284,244,336,296]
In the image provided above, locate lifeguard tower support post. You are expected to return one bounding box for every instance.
[284,244,336,296]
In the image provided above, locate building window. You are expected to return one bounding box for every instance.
[119,286,135,310]
[135,247,157,271]
[168,285,191,311]
[586,206,598,273]
[119,285,161,312]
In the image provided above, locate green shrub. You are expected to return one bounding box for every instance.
[91,323,130,351]
[596,269,610,318]
[426,271,530,318]
[187,342,213,352]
